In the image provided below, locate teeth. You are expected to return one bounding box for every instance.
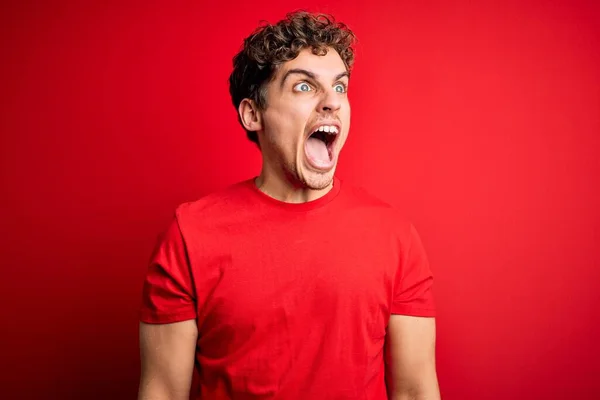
[315,125,339,134]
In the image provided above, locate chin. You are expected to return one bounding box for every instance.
[284,145,340,191]
[296,163,336,191]
[305,175,333,190]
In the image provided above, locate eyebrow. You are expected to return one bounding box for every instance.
[280,68,350,90]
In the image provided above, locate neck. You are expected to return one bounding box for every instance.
[254,165,333,204]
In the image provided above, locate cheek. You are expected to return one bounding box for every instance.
[264,115,301,150]
[273,107,310,139]
[263,94,319,143]
[342,103,351,129]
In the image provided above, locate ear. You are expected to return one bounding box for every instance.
[238,98,263,132]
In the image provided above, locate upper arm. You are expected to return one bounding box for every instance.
[385,315,439,399]
[386,221,439,398]
[138,320,198,400]
[138,212,199,399]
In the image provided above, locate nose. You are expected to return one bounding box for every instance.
[318,87,342,113]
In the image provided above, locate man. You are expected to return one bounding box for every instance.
[138,11,440,400]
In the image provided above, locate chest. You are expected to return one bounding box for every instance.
[190,218,398,347]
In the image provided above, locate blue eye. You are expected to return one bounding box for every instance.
[334,84,346,93]
[294,83,311,92]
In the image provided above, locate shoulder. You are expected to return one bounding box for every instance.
[339,181,431,266]
[338,178,413,232]
[172,178,254,229]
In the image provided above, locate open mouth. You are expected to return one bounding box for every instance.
[305,124,339,169]
[311,129,337,150]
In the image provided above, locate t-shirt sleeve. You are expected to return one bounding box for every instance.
[391,223,436,317]
[139,215,197,324]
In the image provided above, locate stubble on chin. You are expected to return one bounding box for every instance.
[278,145,335,191]
[305,172,334,190]
[292,162,334,191]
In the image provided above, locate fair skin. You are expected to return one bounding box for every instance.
[386,316,441,399]
[238,47,351,203]
[138,47,440,400]
[138,320,197,400]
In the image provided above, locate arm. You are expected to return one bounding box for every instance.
[385,315,440,400]
[138,320,198,400]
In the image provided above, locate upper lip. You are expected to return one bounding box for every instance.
[306,121,341,138]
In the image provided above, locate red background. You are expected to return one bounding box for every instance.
[1,1,599,399]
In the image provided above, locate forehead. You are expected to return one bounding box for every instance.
[275,47,348,81]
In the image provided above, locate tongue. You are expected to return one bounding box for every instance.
[306,137,330,165]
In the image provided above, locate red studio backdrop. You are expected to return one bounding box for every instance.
[1,0,599,399]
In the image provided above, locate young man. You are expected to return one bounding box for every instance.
[138,11,440,400]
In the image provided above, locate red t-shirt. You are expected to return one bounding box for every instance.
[140,176,435,399]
